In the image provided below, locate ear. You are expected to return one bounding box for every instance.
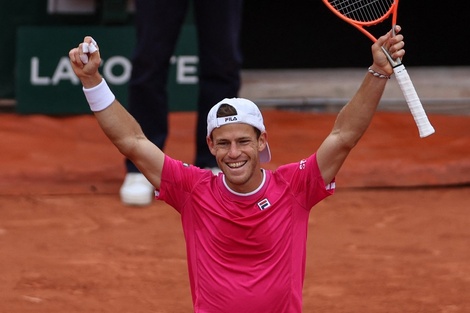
[258,132,268,152]
[206,136,217,156]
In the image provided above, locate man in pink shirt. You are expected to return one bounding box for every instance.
[69,26,405,312]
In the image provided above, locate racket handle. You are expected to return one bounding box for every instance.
[393,64,435,138]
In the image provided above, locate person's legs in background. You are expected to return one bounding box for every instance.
[121,0,189,206]
[121,0,243,205]
[193,0,243,170]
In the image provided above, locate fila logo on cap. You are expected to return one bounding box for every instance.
[224,116,238,122]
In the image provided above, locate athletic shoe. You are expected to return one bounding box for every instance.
[119,173,154,206]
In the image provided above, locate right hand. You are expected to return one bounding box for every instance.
[68,36,102,88]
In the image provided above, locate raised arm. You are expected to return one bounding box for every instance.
[316,26,405,185]
[69,37,164,189]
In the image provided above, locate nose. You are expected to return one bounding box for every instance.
[227,142,242,159]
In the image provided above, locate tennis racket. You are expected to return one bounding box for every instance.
[322,0,435,138]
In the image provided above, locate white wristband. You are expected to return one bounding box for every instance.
[82,78,115,112]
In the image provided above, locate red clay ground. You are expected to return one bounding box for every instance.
[1,110,470,313]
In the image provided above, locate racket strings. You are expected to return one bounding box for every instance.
[328,0,394,22]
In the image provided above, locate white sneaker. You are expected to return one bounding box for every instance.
[120,173,154,206]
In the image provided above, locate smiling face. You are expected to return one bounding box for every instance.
[207,123,268,193]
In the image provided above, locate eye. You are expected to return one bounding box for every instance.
[216,141,229,148]
[239,138,253,145]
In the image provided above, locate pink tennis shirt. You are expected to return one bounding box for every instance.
[156,153,335,312]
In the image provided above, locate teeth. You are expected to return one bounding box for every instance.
[227,161,245,168]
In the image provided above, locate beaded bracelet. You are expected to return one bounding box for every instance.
[367,67,391,79]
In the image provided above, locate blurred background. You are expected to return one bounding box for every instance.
[0,0,468,114]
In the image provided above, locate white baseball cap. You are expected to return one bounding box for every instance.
[206,98,271,163]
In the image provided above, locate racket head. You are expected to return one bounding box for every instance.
[322,0,397,41]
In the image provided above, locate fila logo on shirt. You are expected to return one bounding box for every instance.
[257,198,271,211]
[299,159,307,170]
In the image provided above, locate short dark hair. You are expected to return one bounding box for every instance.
[216,103,238,118]
[212,103,261,139]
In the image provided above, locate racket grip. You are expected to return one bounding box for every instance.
[393,64,435,138]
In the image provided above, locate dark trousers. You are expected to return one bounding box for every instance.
[126,0,243,172]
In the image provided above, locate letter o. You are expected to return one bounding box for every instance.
[103,56,132,85]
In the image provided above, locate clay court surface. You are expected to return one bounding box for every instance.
[1,109,469,312]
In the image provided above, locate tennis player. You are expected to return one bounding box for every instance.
[69,26,405,312]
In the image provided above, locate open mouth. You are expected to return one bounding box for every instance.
[226,161,247,169]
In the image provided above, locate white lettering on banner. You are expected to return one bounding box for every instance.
[30,55,198,86]
[30,57,50,85]
[102,56,132,85]
[177,56,198,84]
[30,56,79,85]
[52,57,79,85]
